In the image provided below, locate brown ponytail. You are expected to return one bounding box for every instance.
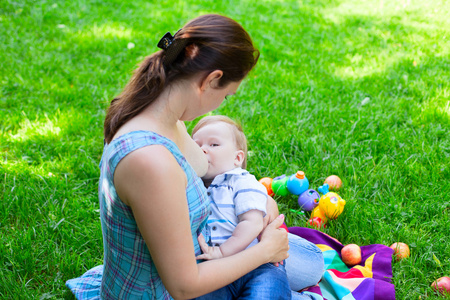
[103,14,259,143]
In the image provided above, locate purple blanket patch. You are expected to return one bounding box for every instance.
[289,227,396,300]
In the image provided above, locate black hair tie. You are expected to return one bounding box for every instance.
[157,29,188,66]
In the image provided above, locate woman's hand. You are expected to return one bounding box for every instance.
[258,214,289,264]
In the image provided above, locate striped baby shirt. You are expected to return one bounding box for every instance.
[205,168,267,248]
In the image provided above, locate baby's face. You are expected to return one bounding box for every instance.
[193,122,241,180]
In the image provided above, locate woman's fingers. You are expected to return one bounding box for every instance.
[259,214,290,263]
[266,213,285,229]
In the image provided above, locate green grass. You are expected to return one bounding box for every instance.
[1,0,449,298]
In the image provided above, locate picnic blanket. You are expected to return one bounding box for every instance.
[289,227,396,300]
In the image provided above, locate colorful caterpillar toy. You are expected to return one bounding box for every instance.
[259,172,346,228]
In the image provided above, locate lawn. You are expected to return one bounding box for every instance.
[1,0,449,298]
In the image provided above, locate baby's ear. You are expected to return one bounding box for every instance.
[234,150,245,167]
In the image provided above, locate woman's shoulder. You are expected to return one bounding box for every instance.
[113,140,188,205]
[117,143,185,180]
[100,130,185,180]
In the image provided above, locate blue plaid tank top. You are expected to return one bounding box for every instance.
[99,131,209,299]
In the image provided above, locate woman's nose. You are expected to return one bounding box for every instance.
[201,146,207,154]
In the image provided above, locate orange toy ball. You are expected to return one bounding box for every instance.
[324,175,342,190]
[389,242,410,261]
[341,244,362,266]
[259,177,274,196]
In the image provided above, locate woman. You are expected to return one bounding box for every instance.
[66,14,322,299]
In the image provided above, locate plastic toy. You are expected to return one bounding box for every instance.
[258,173,346,228]
[260,171,309,198]
[271,175,289,196]
[258,177,274,196]
[309,183,346,227]
[309,217,325,228]
[287,171,309,195]
[289,209,306,217]
[324,175,342,190]
[297,189,320,211]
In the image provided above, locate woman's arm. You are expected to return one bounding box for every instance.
[114,146,289,299]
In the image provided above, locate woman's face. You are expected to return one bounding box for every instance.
[180,72,242,121]
[203,80,241,113]
[187,78,241,120]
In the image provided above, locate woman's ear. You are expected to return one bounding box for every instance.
[234,150,245,167]
[200,70,223,91]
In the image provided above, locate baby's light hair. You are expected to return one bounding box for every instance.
[192,115,248,169]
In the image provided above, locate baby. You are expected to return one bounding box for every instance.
[192,115,270,258]
[191,115,291,299]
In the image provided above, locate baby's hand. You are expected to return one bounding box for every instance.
[196,234,224,260]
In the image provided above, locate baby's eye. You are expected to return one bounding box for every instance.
[211,143,219,147]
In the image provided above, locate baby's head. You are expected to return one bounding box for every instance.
[192,115,248,180]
